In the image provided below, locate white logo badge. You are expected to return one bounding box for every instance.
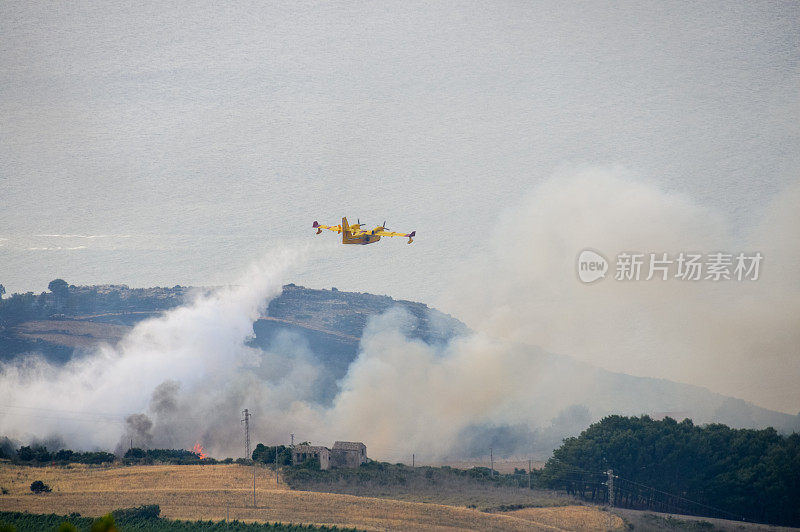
[577,249,608,283]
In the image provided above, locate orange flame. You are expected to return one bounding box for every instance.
[191,442,207,460]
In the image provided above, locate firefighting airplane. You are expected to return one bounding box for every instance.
[313,217,416,245]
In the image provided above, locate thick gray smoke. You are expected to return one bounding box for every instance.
[442,167,800,414]
[121,413,154,452]
[0,168,797,461]
[0,244,593,460]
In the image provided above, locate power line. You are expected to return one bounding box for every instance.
[551,459,745,522]
[614,475,743,521]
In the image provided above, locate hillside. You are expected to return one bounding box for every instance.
[0,464,624,531]
[0,282,466,364]
[0,283,193,362]
[1,464,792,531]
[0,282,797,453]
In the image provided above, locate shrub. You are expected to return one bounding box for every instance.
[55,449,74,462]
[123,447,145,460]
[112,504,160,520]
[122,448,215,465]
[298,457,320,470]
[90,513,117,532]
[29,480,51,494]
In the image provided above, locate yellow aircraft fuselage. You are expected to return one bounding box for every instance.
[343,231,381,245]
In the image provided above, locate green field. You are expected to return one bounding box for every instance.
[0,507,359,532]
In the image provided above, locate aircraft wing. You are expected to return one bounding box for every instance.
[375,229,416,243]
[375,230,412,238]
[313,222,342,234]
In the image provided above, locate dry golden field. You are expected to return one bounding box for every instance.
[502,507,624,531]
[437,459,546,475]
[0,463,624,531]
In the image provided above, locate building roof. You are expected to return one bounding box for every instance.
[332,441,366,451]
[292,444,330,453]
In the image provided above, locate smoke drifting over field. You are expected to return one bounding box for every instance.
[0,169,798,460]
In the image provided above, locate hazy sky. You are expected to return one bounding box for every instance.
[2,1,798,298]
[2,2,799,411]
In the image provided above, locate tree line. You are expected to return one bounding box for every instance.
[540,415,800,526]
[10,446,116,466]
[0,443,225,466]
[0,505,359,531]
[0,279,189,325]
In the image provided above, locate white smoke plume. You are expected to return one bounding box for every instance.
[0,248,309,455]
[1,167,798,462]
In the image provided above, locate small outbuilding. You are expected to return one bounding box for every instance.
[291,445,330,470]
[330,441,367,468]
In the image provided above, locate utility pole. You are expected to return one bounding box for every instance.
[241,409,255,507]
[275,446,279,486]
[290,433,294,447]
[607,470,615,507]
[412,454,415,468]
[490,448,493,478]
[241,409,251,459]
[528,459,532,489]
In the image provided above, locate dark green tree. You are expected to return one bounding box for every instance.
[252,443,292,466]
[124,448,146,460]
[48,279,69,311]
[16,445,51,462]
[29,480,51,494]
[55,449,74,462]
[89,513,117,532]
[48,279,68,295]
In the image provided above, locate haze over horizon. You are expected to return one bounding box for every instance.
[2,3,799,416]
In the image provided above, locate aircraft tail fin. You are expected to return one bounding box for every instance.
[313,221,321,234]
[407,230,415,244]
[341,217,351,240]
